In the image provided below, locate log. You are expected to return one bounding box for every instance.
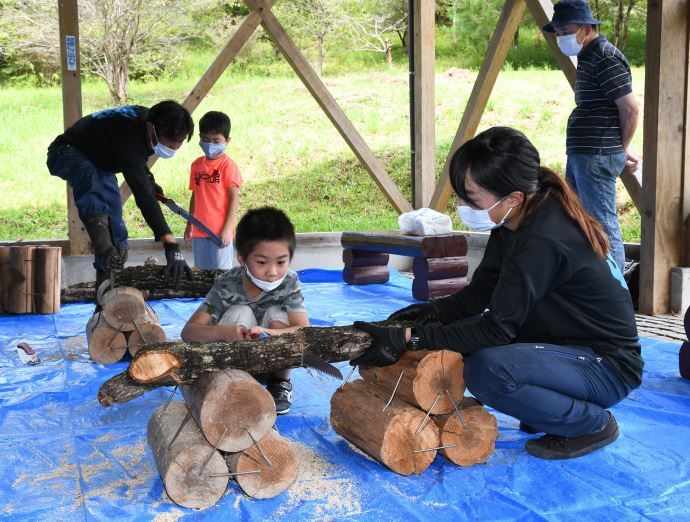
[7,245,35,313]
[100,286,146,331]
[128,325,375,385]
[343,265,390,285]
[412,276,468,300]
[359,350,464,413]
[0,246,9,313]
[223,430,299,499]
[60,265,226,303]
[33,246,61,314]
[127,306,166,357]
[342,249,389,267]
[330,379,440,475]
[434,397,498,467]
[147,401,228,509]
[86,311,128,364]
[181,369,276,453]
[97,371,157,406]
[412,256,469,281]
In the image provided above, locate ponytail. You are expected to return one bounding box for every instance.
[523,167,609,259]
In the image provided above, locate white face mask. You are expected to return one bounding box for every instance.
[557,27,583,56]
[150,126,177,159]
[245,266,286,293]
[456,198,513,232]
[199,140,226,160]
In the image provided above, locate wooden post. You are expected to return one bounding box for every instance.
[639,0,689,314]
[57,0,89,255]
[413,0,436,209]
[119,1,277,204]
[7,246,36,314]
[33,246,62,314]
[430,0,527,211]
[245,0,412,214]
[683,0,690,268]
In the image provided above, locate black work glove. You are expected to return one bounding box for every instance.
[351,321,407,367]
[388,300,443,324]
[164,242,193,285]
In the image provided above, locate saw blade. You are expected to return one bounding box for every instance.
[302,353,343,380]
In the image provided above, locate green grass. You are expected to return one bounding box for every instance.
[0,55,645,241]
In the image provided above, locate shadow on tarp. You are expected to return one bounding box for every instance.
[0,269,689,521]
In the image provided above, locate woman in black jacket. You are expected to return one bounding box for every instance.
[352,126,643,460]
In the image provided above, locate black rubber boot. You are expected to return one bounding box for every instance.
[83,214,117,272]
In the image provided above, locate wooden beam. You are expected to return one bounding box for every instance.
[58,0,90,255]
[413,0,436,209]
[639,0,689,314]
[430,0,526,211]
[683,5,690,268]
[120,2,275,203]
[245,0,412,214]
[524,0,577,89]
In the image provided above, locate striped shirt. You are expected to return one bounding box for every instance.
[567,36,632,155]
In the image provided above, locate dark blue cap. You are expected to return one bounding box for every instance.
[542,0,602,33]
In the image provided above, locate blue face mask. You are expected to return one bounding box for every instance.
[150,125,178,159]
[199,140,226,159]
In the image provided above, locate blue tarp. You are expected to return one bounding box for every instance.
[1,268,689,521]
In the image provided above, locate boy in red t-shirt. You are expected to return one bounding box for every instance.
[184,111,242,269]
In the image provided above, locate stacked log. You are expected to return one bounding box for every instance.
[147,369,299,510]
[86,286,166,364]
[331,349,497,473]
[0,245,61,314]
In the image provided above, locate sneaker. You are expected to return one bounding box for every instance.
[519,421,542,434]
[525,413,619,460]
[267,379,292,415]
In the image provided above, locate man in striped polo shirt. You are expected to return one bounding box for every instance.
[544,0,640,274]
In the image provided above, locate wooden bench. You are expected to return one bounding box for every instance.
[341,231,469,300]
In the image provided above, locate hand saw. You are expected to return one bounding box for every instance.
[155,192,224,248]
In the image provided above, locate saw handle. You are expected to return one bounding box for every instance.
[154,192,168,203]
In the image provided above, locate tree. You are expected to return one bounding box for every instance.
[591,0,645,51]
[345,0,408,67]
[0,0,190,104]
[274,0,343,76]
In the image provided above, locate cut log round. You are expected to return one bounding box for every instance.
[7,245,35,314]
[224,430,298,499]
[359,350,464,414]
[100,286,146,331]
[330,379,440,475]
[181,369,276,453]
[87,311,127,364]
[127,307,166,357]
[147,401,228,509]
[435,397,498,467]
[33,246,61,314]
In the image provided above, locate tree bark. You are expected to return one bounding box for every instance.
[126,306,166,357]
[359,350,465,414]
[434,397,498,467]
[181,369,276,453]
[97,370,157,406]
[128,325,374,385]
[100,286,146,332]
[147,401,228,509]
[223,430,299,499]
[87,311,128,364]
[330,379,440,475]
[61,265,226,303]
[33,246,61,314]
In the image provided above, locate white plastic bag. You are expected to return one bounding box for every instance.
[398,207,452,236]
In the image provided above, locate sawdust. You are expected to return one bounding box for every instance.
[84,442,156,501]
[93,433,115,444]
[152,508,184,522]
[33,461,77,484]
[271,442,362,521]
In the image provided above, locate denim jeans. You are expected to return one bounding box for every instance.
[464,343,632,438]
[566,152,627,273]
[192,237,234,270]
[46,143,128,246]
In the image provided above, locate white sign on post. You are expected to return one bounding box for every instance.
[66,35,77,71]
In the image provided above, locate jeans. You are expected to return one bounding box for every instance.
[464,343,632,438]
[46,143,128,246]
[192,237,234,270]
[566,152,627,273]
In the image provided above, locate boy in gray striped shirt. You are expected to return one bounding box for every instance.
[544,0,639,273]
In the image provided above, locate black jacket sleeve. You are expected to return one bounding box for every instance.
[417,233,570,353]
[121,163,172,241]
